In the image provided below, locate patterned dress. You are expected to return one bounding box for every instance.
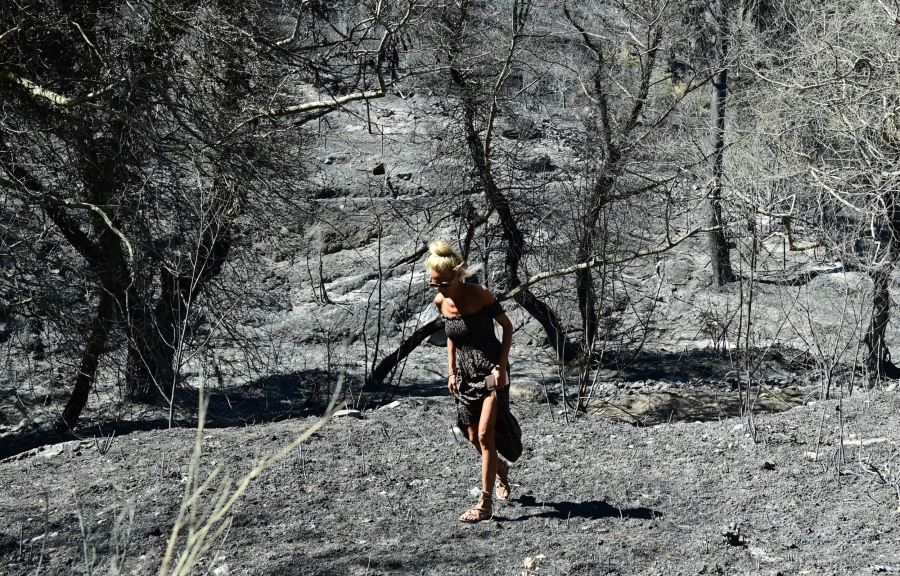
[442,300,523,462]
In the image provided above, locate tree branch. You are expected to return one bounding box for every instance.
[0,297,33,317]
[0,71,157,108]
[499,226,721,301]
[0,176,133,263]
[0,21,22,44]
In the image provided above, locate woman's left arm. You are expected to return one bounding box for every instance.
[495,312,513,388]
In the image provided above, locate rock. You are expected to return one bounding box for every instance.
[723,522,742,546]
[397,173,412,180]
[449,427,465,443]
[41,444,66,459]
[346,125,364,132]
[11,418,30,433]
[510,381,545,403]
[842,437,887,447]
[596,382,617,395]
[379,401,402,410]
[333,409,362,419]
[372,163,386,175]
[322,156,333,165]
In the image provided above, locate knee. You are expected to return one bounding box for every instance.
[477,427,493,448]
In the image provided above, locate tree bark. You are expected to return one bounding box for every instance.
[866,269,893,377]
[366,318,444,389]
[125,223,232,402]
[56,229,123,433]
[574,172,617,348]
[564,6,662,352]
[707,0,736,286]
[451,51,579,363]
[865,192,900,379]
[125,268,182,402]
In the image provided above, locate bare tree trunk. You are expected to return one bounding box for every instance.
[574,164,619,349]
[448,3,579,364]
[125,223,232,402]
[125,269,182,402]
[56,231,123,433]
[491,180,580,363]
[707,0,736,286]
[866,193,900,379]
[366,318,443,389]
[866,269,893,376]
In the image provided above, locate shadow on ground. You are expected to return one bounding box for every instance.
[1,368,370,460]
[507,495,659,522]
[609,344,811,382]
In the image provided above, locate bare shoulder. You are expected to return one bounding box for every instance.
[433,293,445,309]
[475,284,497,306]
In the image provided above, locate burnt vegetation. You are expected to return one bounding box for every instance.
[3,0,900,574]
[1,0,899,458]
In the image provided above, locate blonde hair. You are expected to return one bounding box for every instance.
[425,241,471,278]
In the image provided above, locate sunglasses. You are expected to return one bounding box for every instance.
[428,280,454,289]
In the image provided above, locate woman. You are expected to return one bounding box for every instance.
[426,241,523,522]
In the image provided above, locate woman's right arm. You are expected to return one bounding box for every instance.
[447,337,457,394]
[436,294,457,394]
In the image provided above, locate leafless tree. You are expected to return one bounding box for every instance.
[735,0,900,380]
[0,0,418,431]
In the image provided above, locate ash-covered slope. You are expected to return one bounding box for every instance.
[1,389,898,575]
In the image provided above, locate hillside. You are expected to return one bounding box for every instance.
[1,386,899,575]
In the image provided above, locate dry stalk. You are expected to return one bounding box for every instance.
[158,349,347,576]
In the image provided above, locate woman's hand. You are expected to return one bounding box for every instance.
[491,364,508,390]
[448,373,458,394]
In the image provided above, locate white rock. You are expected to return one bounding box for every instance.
[42,445,66,459]
[449,426,465,443]
[842,438,887,447]
[379,401,401,410]
[510,381,545,403]
[213,565,230,576]
[333,409,362,419]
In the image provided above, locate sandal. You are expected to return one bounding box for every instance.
[459,490,493,522]
[496,458,511,501]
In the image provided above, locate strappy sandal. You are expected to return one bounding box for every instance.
[459,490,493,522]
[496,458,511,501]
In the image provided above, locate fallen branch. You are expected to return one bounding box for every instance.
[366,318,443,389]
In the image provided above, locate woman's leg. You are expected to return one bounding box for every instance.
[477,393,499,495]
[466,417,507,492]
[467,423,481,453]
[459,396,499,521]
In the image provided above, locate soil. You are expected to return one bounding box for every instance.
[4,76,900,576]
[2,377,899,575]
